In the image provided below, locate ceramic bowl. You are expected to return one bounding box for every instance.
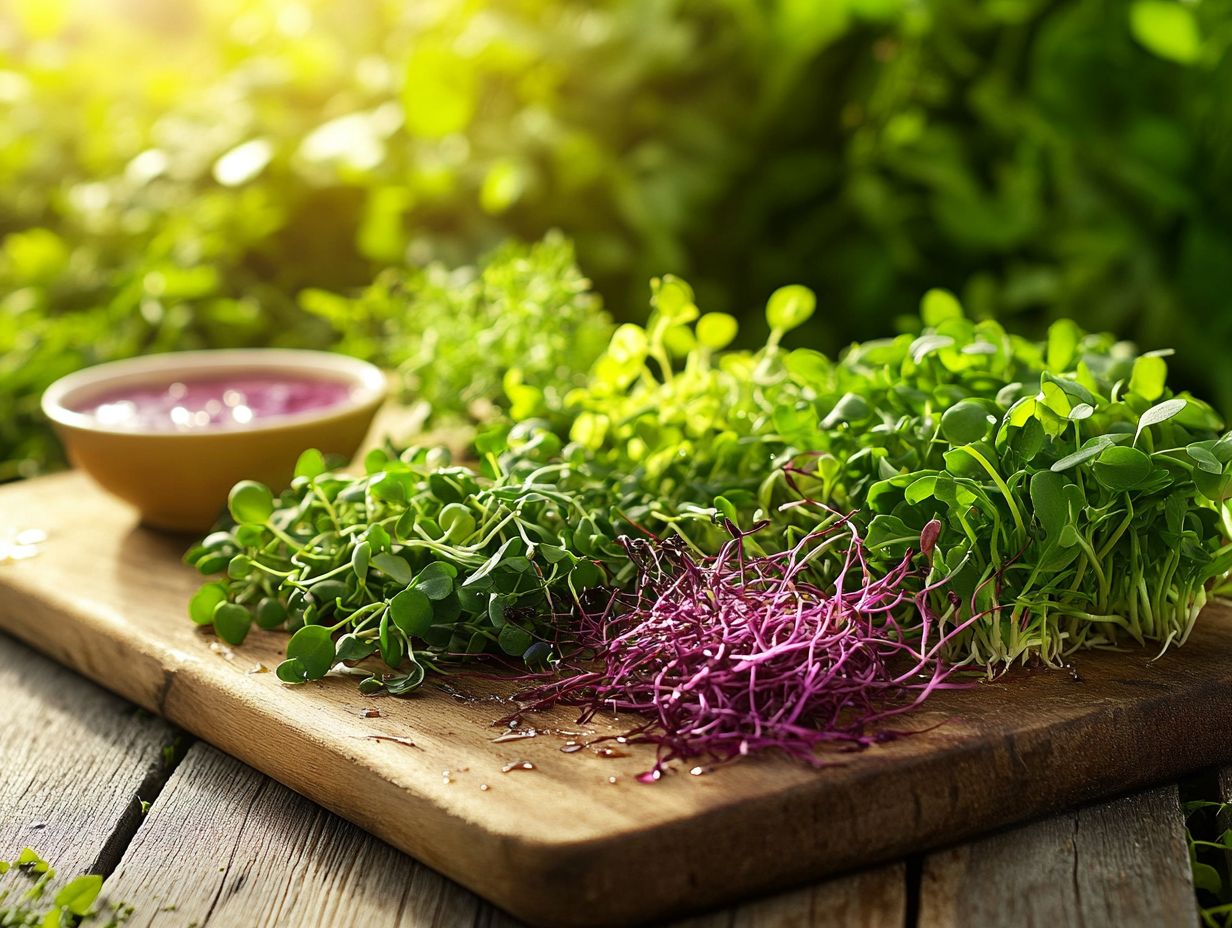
[42,349,386,531]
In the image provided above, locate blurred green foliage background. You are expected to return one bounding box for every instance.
[2,0,1231,477]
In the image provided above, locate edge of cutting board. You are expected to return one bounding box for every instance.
[3,471,1232,926]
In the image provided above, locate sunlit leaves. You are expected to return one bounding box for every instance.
[402,43,477,138]
[920,289,963,326]
[1130,1,1202,64]
[228,481,274,525]
[696,313,738,350]
[766,285,816,333]
[1135,398,1187,444]
[480,160,527,214]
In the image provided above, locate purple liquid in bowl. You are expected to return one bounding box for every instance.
[73,374,355,432]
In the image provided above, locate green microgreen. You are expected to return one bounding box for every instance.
[0,850,103,927]
[189,278,1232,691]
[187,437,622,695]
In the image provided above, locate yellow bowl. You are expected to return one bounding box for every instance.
[42,349,387,531]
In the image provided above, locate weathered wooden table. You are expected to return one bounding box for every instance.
[0,630,1215,927]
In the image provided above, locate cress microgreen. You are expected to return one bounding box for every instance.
[188,438,622,695]
[228,481,275,526]
[560,280,1232,667]
[189,278,1232,686]
[210,603,252,646]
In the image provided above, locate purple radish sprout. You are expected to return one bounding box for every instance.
[516,514,972,780]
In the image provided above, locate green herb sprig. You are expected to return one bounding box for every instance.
[0,848,104,927]
[562,281,1232,667]
[300,233,613,431]
[189,278,1232,683]
[187,435,621,695]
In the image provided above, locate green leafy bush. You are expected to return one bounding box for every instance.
[300,233,611,429]
[4,0,1232,478]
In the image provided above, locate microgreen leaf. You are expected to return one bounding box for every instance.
[384,662,426,694]
[1050,435,1118,472]
[940,400,993,444]
[1187,443,1224,475]
[228,481,274,525]
[189,583,228,625]
[212,602,252,645]
[285,625,336,679]
[821,392,871,429]
[390,588,433,636]
[1093,445,1152,491]
[371,552,414,586]
[1045,319,1081,371]
[920,288,963,325]
[695,312,738,349]
[336,633,377,662]
[18,849,48,873]
[379,613,405,668]
[412,562,456,600]
[351,541,371,581]
[53,875,102,916]
[255,597,287,630]
[651,275,699,325]
[1135,397,1187,444]
[497,624,534,656]
[765,284,815,333]
[438,504,476,542]
[276,658,308,684]
[294,448,327,480]
[910,334,954,364]
[1129,355,1167,401]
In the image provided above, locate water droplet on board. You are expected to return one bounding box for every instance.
[592,747,628,759]
[492,728,537,743]
[560,741,585,753]
[358,707,381,718]
[0,528,47,563]
[501,761,536,774]
[689,765,712,777]
[607,776,619,785]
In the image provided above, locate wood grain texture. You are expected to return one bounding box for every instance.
[918,786,1194,928]
[672,865,905,928]
[108,742,905,928]
[0,632,180,876]
[4,473,1232,926]
[107,743,513,928]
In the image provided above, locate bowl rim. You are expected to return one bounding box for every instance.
[42,348,388,438]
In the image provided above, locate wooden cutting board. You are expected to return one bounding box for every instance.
[3,471,1232,927]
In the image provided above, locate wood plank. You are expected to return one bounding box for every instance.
[107,742,904,928]
[672,865,905,928]
[105,743,502,928]
[4,472,1232,926]
[918,786,1194,928]
[0,632,180,876]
